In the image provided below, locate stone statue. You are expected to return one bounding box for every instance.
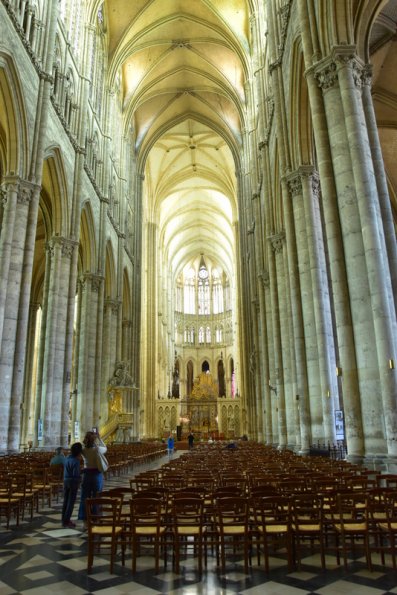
[109,361,134,387]
[171,365,180,398]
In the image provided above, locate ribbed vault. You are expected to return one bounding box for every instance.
[105,0,251,278]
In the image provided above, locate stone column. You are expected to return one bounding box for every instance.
[143,221,158,438]
[20,302,40,445]
[0,179,36,450]
[314,50,397,459]
[334,50,397,460]
[268,234,287,448]
[76,273,101,437]
[101,299,113,420]
[0,178,29,348]
[361,66,397,311]
[256,271,272,444]
[301,169,337,442]
[39,236,75,447]
[297,0,365,461]
[287,173,323,440]
[285,174,311,453]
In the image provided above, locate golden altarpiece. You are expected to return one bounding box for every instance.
[156,371,242,440]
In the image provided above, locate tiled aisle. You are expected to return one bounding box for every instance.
[1,454,397,594]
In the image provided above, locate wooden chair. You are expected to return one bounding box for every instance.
[216,496,250,572]
[47,464,65,502]
[101,487,135,526]
[12,472,35,521]
[0,476,20,528]
[86,497,124,574]
[291,493,326,570]
[331,491,372,571]
[251,495,293,573]
[377,492,397,568]
[129,497,166,573]
[31,466,52,508]
[172,496,205,574]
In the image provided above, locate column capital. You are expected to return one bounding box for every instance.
[286,172,303,197]
[105,298,122,314]
[313,58,338,91]
[258,269,270,289]
[362,64,373,87]
[268,231,286,253]
[1,176,40,204]
[49,235,79,258]
[332,47,365,89]
[80,272,104,293]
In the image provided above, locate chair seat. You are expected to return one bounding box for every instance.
[177,526,202,536]
[379,521,397,531]
[92,525,123,535]
[0,497,19,504]
[135,525,166,535]
[259,524,289,534]
[219,525,246,535]
[293,523,321,532]
[334,522,367,532]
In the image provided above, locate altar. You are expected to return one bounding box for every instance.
[179,371,218,436]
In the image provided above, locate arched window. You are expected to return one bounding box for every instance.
[212,269,223,313]
[175,277,183,312]
[198,278,210,315]
[205,326,211,343]
[198,326,204,344]
[184,268,195,314]
[225,279,231,311]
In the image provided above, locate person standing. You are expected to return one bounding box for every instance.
[62,442,83,528]
[188,432,194,450]
[77,431,107,525]
[167,433,175,458]
[50,447,66,466]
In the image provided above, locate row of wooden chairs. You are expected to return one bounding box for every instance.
[0,464,65,528]
[86,483,397,574]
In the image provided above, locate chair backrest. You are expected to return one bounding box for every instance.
[85,497,121,531]
[130,497,162,531]
[336,491,369,526]
[250,485,279,498]
[133,487,169,503]
[291,493,323,524]
[251,495,291,527]
[102,487,135,501]
[216,496,249,529]
[172,496,204,528]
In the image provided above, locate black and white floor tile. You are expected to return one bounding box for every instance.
[1,455,397,594]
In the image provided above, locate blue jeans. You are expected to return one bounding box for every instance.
[62,479,79,525]
[78,470,103,520]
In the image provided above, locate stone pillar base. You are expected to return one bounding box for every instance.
[346,453,365,466]
[362,454,389,472]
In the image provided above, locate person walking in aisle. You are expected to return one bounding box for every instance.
[167,433,175,459]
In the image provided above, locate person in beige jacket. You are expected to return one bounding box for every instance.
[77,430,107,523]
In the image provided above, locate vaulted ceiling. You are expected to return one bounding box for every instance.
[105,0,252,281]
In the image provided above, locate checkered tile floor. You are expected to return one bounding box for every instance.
[1,454,397,594]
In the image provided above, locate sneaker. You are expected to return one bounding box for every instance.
[68,521,76,528]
